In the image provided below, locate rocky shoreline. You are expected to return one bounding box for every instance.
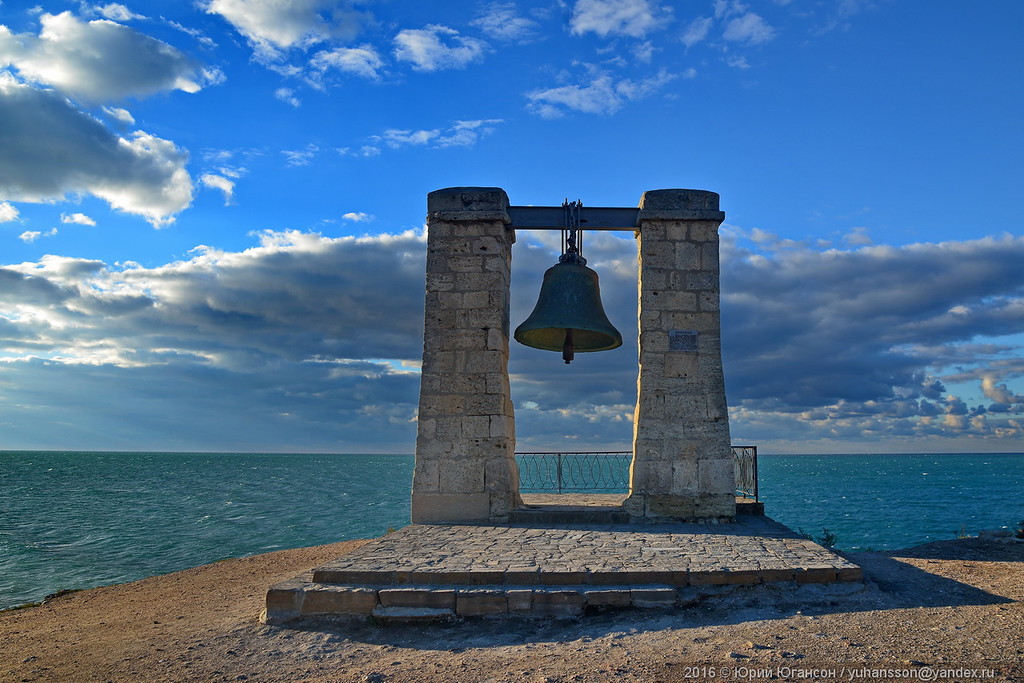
[2,536,1021,682]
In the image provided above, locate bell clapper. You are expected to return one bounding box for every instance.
[562,328,575,364]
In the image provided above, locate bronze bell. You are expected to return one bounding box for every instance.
[514,259,622,364]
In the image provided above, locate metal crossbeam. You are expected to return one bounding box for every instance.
[508,206,639,231]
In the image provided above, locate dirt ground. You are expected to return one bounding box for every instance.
[2,536,1022,682]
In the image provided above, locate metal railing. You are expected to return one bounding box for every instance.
[515,451,631,494]
[733,445,758,501]
[516,446,758,500]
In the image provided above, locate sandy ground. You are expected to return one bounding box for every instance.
[2,536,1022,683]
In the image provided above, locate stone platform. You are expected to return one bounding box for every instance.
[263,516,863,624]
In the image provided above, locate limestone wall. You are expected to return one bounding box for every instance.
[411,188,521,523]
[624,189,735,521]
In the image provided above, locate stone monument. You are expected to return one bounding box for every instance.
[411,187,733,524]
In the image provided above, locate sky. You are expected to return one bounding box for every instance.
[0,0,1022,455]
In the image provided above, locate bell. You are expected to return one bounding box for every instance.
[514,260,622,364]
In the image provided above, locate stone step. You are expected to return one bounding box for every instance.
[264,575,868,624]
[507,506,631,524]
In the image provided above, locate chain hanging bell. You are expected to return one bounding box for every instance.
[513,200,622,364]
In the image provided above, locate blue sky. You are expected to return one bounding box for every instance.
[1,0,1022,454]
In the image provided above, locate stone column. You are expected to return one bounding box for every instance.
[623,189,735,522]
[411,187,521,524]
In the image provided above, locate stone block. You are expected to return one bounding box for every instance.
[463,290,490,308]
[485,458,517,491]
[438,459,484,494]
[427,187,510,217]
[265,584,302,618]
[698,458,735,496]
[646,494,698,519]
[674,242,701,271]
[301,587,378,615]
[665,352,699,379]
[539,571,587,585]
[463,350,506,374]
[583,589,631,608]
[456,590,508,616]
[426,273,455,291]
[411,492,490,523]
[795,568,838,584]
[701,242,719,270]
[671,459,698,496]
[698,290,719,311]
[663,290,698,311]
[503,569,540,584]
[630,588,677,608]
[638,189,720,214]
[837,566,864,582]
[506,589,533,612]
[463,570,506,585]
[669,312,718,332]
[686,271,718,290]
[378,588,456,610]
[412,459,440,493]
[532,590,584,617]
[688,221,721,241]
[462,415,490,439]
[759,569,796,583]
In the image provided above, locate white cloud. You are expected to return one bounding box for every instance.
[632,40,654,63]
[471,2,539,42]
[0,201,19,223]
[570,0,670,38]
[526,70,675,117]
[61,212,97,226]
[309,45,384,80]
[844,226,872,246]
[434,119,503,147]
[362,120,504,151]
[981,375,1024,405]
[376,129,439,148]
[393,25,487,72]
[89,3,146,21]
[103,106,135,124]
[281,144,320,166]
[203,0,367,54]
[341,212,373,222]
[274,87,301,107]
[722,12,776,44]
[725,54,750,69]
[0,77,193,227]
[200,174,235,205]
[681,16,712,48]
[19,228,57,242]
[0,12,213,101]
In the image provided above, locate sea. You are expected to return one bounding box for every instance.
[1,451,1022,611]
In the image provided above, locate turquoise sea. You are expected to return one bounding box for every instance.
[1,451,1022,611]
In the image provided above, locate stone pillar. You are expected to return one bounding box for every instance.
[411,187,521,524]
[623,189,735,522]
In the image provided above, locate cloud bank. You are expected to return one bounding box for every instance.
[2,227,1023,452]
